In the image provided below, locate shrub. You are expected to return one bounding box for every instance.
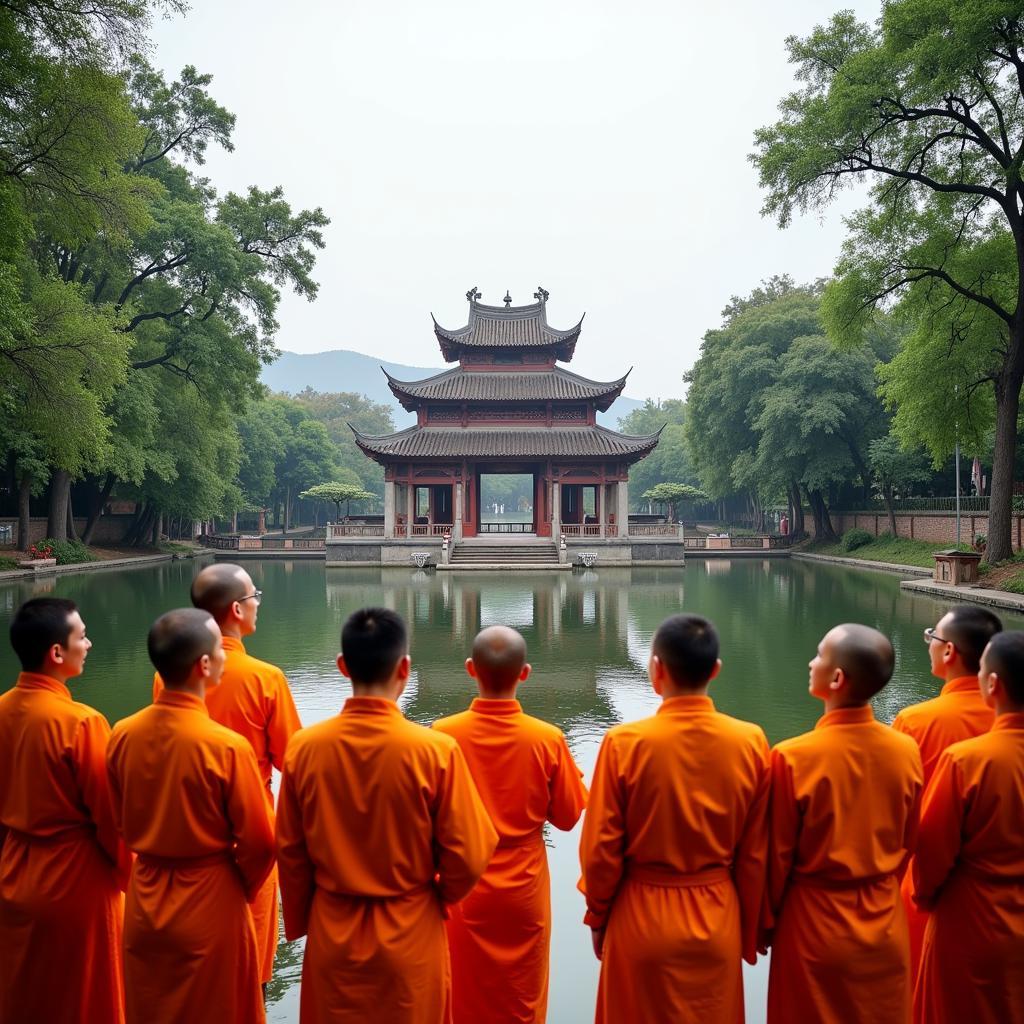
[841,528,874,552]
[37,538,97,565]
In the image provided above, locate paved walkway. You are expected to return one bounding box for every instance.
[791,552,932,577]
[0,550,209,583]
[899,578,1024,613]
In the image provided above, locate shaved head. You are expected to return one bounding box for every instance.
[471,626,527,690]
[190,563,250,623]
[148,609,218,686]
[827,623,895,701]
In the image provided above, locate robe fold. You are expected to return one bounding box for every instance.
[154,633,301,981]
[765,704,923,1024]
[892,674,994,981]
[0,672,130,1024]
[107,689,276,1024]
[276,696,498,1024]
[912,711,1024,1024]
[433,697,588,1024]
[579,694,770,1024]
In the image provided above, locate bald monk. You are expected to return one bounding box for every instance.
[765,623,923,1024]
[109,609,275,1024]
[893,605,1001,981]
[0,597,130,1024]
[433,626,587,1024]
[913,630,1024,1024]
[153,562,301,985]
[276,608,498,1024]
[580,614,770,1024]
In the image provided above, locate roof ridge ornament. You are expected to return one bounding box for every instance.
[533,286,549,303]
[503,290,512,307]
[466,286,481,303]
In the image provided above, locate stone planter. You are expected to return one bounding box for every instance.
[18,558,57,572]
[932,550,981,585]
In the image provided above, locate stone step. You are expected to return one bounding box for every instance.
[451,543,559,564]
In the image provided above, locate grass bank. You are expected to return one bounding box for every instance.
[798,535,950,569]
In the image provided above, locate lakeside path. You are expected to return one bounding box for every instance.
[0,549,211,584]
[792,551,1024,614]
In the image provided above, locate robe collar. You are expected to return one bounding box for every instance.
[658,694,714,715]
[155,690,209,715]
[470,698,522,716]
[815,704,875,729]
[221,635,246,654]
[15,671,71,701]
[992,711,1024,732]
[343,696,402,717]
[941,675,980,696]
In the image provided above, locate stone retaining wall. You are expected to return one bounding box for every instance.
[830,511,1024,550]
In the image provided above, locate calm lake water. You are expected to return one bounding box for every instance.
[2,556,1017,1023]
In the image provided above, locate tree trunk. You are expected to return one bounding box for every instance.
[17,472,31,551]
[151,512,162,546]
[987,354,1024,563]
[231,510,238,533]
[788,479,806,540]
[66,492,79,542]
[807,488,837,542]
[283,486,291,534]
[82,473,116,545]
[883,485,898,538]
[123,502,149,546]
[46,471,71,541]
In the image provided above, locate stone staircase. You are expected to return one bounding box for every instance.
[449,541,560,567]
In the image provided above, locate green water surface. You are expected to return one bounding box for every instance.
[2,557,1014,1023]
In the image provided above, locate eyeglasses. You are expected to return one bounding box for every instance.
[239,590,263,606]
[923,627,951,647]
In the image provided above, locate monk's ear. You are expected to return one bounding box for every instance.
[648,654,664,695]
[396,653,412,682]
[465,658,477,680]
[707,659,722,682]
[519,663,532,683]
[336,653,349,679]
[830,667,846,693]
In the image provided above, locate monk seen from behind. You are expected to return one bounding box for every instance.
[0,598,130,1024]
[433,625,588,1024]
[893,605,1001,982]
[153,562,302,985]
[276,608,498,1024]
[913,629,1024,1024]
[108,609,275,1024]
[579,614,770,1024]
[765,624,923,1024]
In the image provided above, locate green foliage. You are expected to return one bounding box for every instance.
[38,538,97,564]
[619,400,697,501]
[0,557,18,571]
[642,483,707,505]
[841,527,873,551]
[299,481,375,518]
[867,434,931,494]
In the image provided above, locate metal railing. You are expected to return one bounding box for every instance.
[409,523,452,537]
[479,522,535,534]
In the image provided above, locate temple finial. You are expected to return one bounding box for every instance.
[533,286,549,303]
[466,286,481,303]
[503,290,512,307]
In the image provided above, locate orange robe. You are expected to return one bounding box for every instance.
[765,705,923,1024]
[912,712,1024,1024]
[107,689,276,1024]
[276,696,498,1024]
[892,675,993,982]
[433,698,588,1024]
[579,695,770,1024]
[154,633,301,981]
[0,672,130,1024]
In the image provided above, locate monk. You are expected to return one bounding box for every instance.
[109,609,275,1024]
[913,629,1024,1024]
[579,613,770,1024]
[893,605,1001,981]
[765,623,923,1024]
[153,561,301,985]
[433,625,588,1024]
[276,607,498,1024]
[0,597,130,1024]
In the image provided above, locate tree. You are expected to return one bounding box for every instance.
[641,483,708,523]
[868,434,932,536]
[299,481,375,521]
[753,5,1024,562]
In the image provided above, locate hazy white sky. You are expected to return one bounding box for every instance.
[149,0,880,399]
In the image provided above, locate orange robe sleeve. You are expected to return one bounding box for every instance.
[579,735,626,930]
[73,713,132,891]
[764,745,800,943]
[225,742,276,902]
[433,744,498,906]
[265,667,302,772]
[911,751,965,912]
[734,733,770,964]
[276,757,314,941]
[547,734,588,830]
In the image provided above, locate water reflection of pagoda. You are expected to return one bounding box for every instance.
[347,288,662,542]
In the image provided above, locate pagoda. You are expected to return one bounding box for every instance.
[351,287,662,541]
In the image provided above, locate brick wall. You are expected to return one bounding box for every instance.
[831,511,1024,549]
[0,515,138,549]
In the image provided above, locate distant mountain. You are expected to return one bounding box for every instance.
[261,349,645,429]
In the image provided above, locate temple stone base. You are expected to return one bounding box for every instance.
[563,537,686,567]
[326,538,444,567]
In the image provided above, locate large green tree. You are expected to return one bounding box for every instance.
[753,3,1024,562]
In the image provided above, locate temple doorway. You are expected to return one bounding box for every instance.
[478,473,535,534]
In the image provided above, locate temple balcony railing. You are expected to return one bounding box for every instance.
[398,523,452,537]
[627,523,683,537]
[561,524,605,537]
[328,523,385,538]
